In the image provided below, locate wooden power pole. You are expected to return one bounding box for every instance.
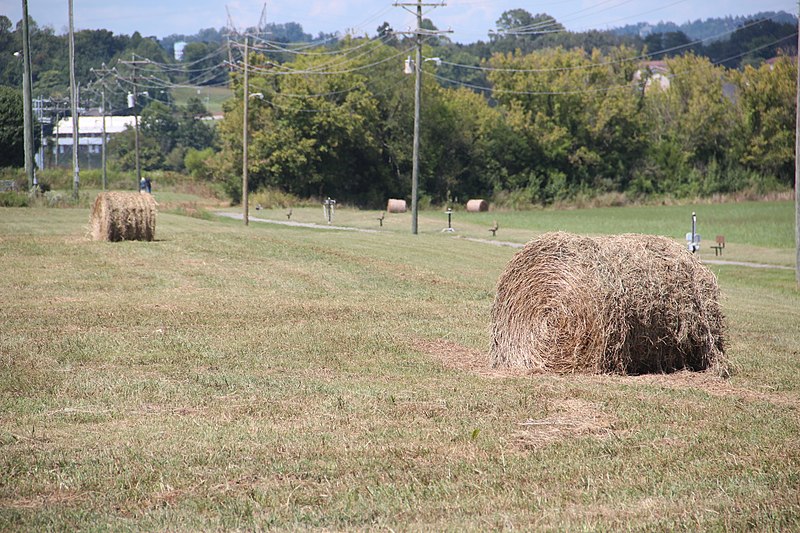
[796,7,800,287]
[242,37,249,226]
[68,0,79,199]
[21,0,35,190]
[393,0,449,234]
[119,57,150,187]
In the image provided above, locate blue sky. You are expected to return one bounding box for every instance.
[2,0,797,43]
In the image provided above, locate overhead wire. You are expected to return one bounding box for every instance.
[439,16,792,74]
[238,43,418,76]
[426,32,798,96]
[493,0,638,35]
[84,2,795,114]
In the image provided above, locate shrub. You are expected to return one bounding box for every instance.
[249,188,307,209]
[0,192,29,207]
[184,148,216,181]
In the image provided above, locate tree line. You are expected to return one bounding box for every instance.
[202,29,796,208]
[0,9,796,208]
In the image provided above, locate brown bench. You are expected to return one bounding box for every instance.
[711,235,725,256]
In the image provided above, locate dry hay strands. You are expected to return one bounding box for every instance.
[90,192,157,242]
[386,198,407,213]
[490,232,727,376]
[466,199,489,212]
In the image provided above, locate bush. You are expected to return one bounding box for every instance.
[492,187,540,210]
[184,148,216,181]
[0,191,29,207]
[249,187,308,209]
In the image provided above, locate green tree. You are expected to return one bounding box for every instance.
[107,125,165,171]
[141,100,178,154]
[639,54,737,195]
[732,55,796,184]
[490,10,566,55]
[0,86,24,167]
[217,39,397,206]
[176,97,214,150]
[417,84,502,202]
[180,41,227,85]
[487,45,645,202]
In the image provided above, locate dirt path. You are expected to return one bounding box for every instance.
[219,213,793,271]
[456,236,794,271]
[217,212,379,234]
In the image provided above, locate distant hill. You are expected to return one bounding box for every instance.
[612,10,797,42]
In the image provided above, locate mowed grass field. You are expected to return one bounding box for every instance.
[171,86,232,115]
[1,200,799,530]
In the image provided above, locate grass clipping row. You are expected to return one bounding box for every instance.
[90,192,156,242]
[490,232,727,375]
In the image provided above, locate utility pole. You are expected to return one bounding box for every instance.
[101,87,107,190]
[394,0,449,234]
[21,0,35,190]
[69,0,79,199]
[242,37,250,226]
[92,64,113,190]
[36,97,44,171]
[54,108,59,167]
[795,5,799,287]
[119,57,149,187]
[132,57,141,187]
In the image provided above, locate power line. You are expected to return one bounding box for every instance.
[393,0,452,235]
[427,32,798,96]
[441,16,793,75]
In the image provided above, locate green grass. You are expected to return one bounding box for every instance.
[247,199,797,265]
[171,86,233,115]
[0,202,798,530]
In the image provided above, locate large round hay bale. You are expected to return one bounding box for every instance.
[490,232,726,375]
[387,198,407,213]
[466,199,488,212]
[90,192,157,242]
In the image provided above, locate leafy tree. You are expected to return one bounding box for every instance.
[705,18,797,68]
[175,97,214,150]
[420,85,502,201]
[487,46,646,202]
[216,39,398,205]
[180,41,227,86]
[732,55,796,184]
[636,54,737,195]
[141,100,178,154]
[0,85,24,167]
[643,31,695,58]
[490,10,566,55]
[107,125,165,171]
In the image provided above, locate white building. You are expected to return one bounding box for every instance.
[52,115,137,168]
[632,61,671,93]
[54,115,136,154]
[174,41,187,61]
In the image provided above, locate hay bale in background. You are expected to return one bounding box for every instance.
[490,232,726,375]
[387,198,407,213]
[90,192,157,242]
[466,199,489,212]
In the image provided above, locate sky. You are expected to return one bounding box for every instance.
[2,0,797,44]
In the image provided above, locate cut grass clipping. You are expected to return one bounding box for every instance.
[89,192,157,242]
[490,232,727,375]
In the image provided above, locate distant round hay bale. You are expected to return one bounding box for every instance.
[490,232,726,375]
[90,192,157,242]
[466,199,489,212]
[387,198,407,213]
